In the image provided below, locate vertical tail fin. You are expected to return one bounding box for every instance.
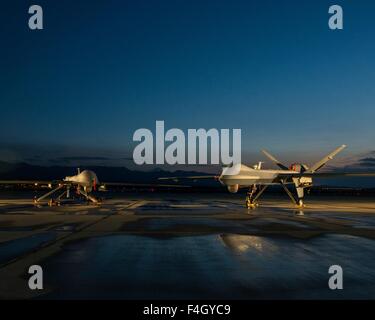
[306,145,347,173]
[261,150,289,170]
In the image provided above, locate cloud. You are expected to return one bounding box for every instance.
[357,157,375,167]
[327,152,375,172]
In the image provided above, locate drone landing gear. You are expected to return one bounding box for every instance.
[245,185,268,209]
[34,184,66,206]
[77,188,100,205]
[34,184,100,206]
[243,183,306,209]
[280,182,305,208]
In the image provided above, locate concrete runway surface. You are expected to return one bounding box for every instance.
[0,191,375,299]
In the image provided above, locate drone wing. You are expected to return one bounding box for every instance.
[298,172,375,178]
[276,171,375,179]
[0,180,60,185]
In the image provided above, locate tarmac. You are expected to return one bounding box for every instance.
[0,191,375,299]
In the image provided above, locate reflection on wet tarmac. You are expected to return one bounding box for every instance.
[220,234,268,253]
[1,192,375,299]
[42,233,375,299]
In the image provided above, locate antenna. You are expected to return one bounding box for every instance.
[253,162,263,170]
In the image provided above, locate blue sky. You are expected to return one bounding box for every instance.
[1,0,375,170]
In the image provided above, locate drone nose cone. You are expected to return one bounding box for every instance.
[81,170,100,185]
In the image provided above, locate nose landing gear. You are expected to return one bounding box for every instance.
[245,184,268,209]
[246,185,258,209]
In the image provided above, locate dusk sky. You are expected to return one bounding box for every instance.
[1,0,375,170]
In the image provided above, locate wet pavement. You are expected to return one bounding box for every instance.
[0,191,374,299]
[41,233,375,299]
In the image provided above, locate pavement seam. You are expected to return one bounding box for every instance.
[0,200,141,269]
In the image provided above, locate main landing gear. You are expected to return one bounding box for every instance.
[279,182,305,208]
[33,184,100,206]
[245,182,306,209]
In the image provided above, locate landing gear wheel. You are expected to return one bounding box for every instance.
[297,199,305,208]
[245,184,259,209]
[246,200,257,209]
[245,196,258,209]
